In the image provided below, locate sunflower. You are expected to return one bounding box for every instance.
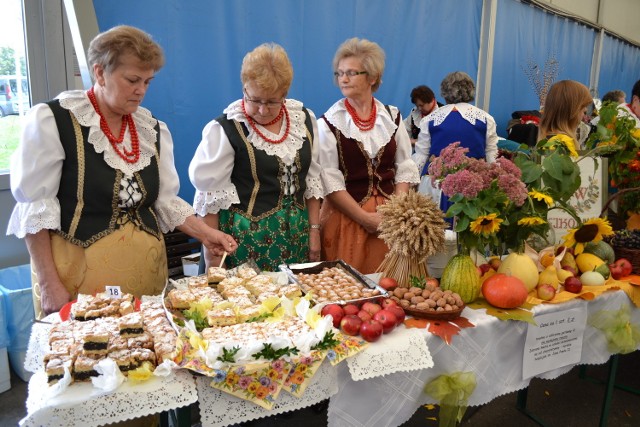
[561,218,614,254]
[549,134,579,157]
[470,213,503,236]
[518,216,546,226]
[529,190,554,207]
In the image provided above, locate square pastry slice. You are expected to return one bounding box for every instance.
[119,312,144,338]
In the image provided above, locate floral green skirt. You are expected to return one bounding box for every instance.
[219,200,310,271]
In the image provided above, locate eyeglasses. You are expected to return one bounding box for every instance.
[333,70,368,78]
[243,88,284,109]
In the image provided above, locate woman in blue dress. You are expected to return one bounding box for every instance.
[413,71,498,219]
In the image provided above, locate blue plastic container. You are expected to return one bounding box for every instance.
[0,264,34,382]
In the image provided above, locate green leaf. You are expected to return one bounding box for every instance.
[252,343,299,361]
[217,346,241,363]
[454,215,470,232]
[311,330,341,351]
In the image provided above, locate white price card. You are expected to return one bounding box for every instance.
[104,286,123,299]
[522,306,587,380]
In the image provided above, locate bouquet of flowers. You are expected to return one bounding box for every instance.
[427,143,529,254]
[428,135,610,256]
[586,101,640,216]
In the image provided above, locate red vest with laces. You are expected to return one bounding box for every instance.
[321,106,399,205]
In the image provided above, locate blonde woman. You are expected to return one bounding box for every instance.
[190,43,323,272]
[317,37,419,274]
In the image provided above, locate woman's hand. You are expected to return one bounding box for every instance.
[360,211,382,234]
[202,228,238,257]
[309,229,321,261]
[40,278,71,316]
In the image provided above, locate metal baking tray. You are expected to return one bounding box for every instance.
[279,259,388,306]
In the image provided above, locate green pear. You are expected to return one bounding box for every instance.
[560,252,578,271]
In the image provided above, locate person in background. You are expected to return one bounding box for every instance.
[601,89,626,105]
[7,25,237,320]
[404,85,440,145]
[413,71,498,218]
[618,79,640,128]
[538,80,593,144]
[189,43,323,272]
[318,37,419,274]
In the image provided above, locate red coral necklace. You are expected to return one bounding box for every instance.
[241,100,290,144]
[345,98,376,131]
[87,87,140,164]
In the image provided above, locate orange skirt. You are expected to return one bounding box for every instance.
[320,195,388,275]
[32,222,167,319]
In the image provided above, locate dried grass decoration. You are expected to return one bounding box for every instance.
[376,190,447,286]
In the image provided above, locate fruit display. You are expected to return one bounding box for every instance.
[481,273,528,309]
[440,254,481,303]
[323,299,403,342]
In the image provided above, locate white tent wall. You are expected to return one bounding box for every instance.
[1,0,639,269]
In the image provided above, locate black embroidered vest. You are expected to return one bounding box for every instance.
[48,100,162,247]
[216,108,314,220]
[321,106,399,205]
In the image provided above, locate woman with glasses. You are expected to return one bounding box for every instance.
[189,43,323,272]
[317,37,420,274]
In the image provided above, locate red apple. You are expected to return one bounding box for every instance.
[385,304,406,325]
[562,265,578,277]
[380,298,398,309]
[321,304,345,328]
[478,263,492,275]
[537,284,556,301]
[359,319,383,342]
[343,304,360,316]
[361,301,382,316]
[378,277,398,291]
[356,310,372,322]
[563,276,583,293]
[339,314,362,336]
[612,258,632,277]
[425,277,439,289]
[608,262,624,280]
[372,309,397,334]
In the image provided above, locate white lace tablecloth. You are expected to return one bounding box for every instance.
[21,297,199,427]
[346,327,433,380]
[327,290,640,427]
[197,355,339,426]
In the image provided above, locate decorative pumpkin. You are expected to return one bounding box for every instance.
[440,254,481,303]
[482,273,529,309]
[497,252,538,292]
[583,241,615,264]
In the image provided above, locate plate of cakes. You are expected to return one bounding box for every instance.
[59,292,141,321]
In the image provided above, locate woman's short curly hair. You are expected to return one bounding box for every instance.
[332,37,385,93]
[241,43,293,96]
[440,71,475,104]
[87,25,164,79]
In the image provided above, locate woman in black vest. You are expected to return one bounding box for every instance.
[189,43,323,272]
[7,26,237,319]
[317,38,420,274]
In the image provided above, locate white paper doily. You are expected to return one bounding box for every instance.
[197,358,338,427]
[346,326,433,380]
[20,370,197,426]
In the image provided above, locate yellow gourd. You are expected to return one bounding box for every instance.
[575,253,605,274]
[497,252,539,292]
